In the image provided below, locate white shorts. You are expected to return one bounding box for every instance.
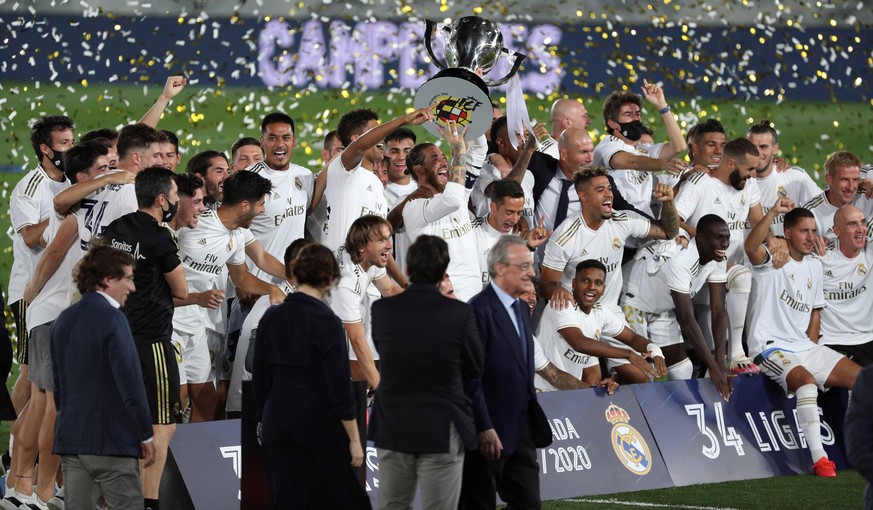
[622,304,682,348]
[172,328,212,385]
[755,344,845,396]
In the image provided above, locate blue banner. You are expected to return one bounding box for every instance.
[634,376,848,487]
[536,386,674,498]
[0,15,868,101]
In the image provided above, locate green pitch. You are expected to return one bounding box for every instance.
[0,80,869,510]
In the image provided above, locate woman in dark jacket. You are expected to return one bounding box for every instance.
[253,243,370,509]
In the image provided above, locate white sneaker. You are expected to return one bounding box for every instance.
[45,495,63,510]
[17,493,49,510]
[0,489,26,510]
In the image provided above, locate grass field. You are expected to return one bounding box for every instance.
[541,469,867,509]
[0,81,870,507]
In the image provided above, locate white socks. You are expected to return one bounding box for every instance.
[726,265,751,360]
[796,384,827,462]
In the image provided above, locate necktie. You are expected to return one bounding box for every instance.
[553,179,573,229]
[512,299,529,361]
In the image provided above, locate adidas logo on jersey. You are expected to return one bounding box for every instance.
[824,270,834,277]
[198,238,207,245]
[713,198,722,205]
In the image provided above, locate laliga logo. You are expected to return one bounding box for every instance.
[434,96,483,127]
[605,403,652,475]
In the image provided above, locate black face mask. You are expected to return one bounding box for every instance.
[162,195,179,222]
[617,120,644,142]
[49,148,67,172]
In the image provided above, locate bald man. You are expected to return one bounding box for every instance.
[818,205,873,365]
[539,99,591,159]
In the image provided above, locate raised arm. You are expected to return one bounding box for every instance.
[646,183,680,239]
[340,106,433,171]
[642,79,686,158]
[746,196,791,266]
[54,171,135,215]
[139,75,187,128]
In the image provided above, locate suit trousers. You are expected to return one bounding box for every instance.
[61,454,142,510]
[458,418,541,510]
[377,423,464,510]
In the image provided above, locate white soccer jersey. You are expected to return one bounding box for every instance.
[594,136,665,217]
[330,248,387,362]
[539,136,559,159]
[471,216,503,287]
[471,161,536,230]
[747,251,826,356]
[674,172,760,264]
[226,281,295,413]
[8,166,69,303]
[173,208,253,335]
[403,182,480,302]
[322,157,389,254]
[385,181,417,208]
[819,241,873,346]
[246,162,313,277]
[803,190,873,242]
[624,239,727,315]
[543,212,650,308]
[26,214,81,331]
[75,178,137,251]
[534,303,623,392]
[752,166,820,237]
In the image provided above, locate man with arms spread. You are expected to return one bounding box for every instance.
[746,200,861,477]
[51,244,155,510]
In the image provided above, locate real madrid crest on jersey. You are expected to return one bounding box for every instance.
[226,238,234,252]
[594,328,601,341]
[295,176,303,190]
[612,237,621,251]
[807,277,812,289]
[605,403,652,476]
[741,195,746,206]
[777,185,787,198]
[859,263,868,276]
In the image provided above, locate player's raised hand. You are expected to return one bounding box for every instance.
[161,74,186,100]
[653,183,674,202]
[770,196,794,215]
[436,120,467,155]
[525,215,552,249]
[405,105,435,126]
[642,79,668,109]
[662,157,686,176]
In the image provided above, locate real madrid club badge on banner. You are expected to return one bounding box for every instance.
[414,16,526,140]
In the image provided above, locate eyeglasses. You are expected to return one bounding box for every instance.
[505,262,534,272]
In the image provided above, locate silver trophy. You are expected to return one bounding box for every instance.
[414,16,526,140]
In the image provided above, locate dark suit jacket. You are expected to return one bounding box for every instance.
[369,284,483,453]
[528,151,653,221]
[51,292,153,458]
[467,283,540,457]
[847,365,873,510]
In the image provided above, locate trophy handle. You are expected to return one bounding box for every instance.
[483,50,527,87]
[424,20,448,71]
